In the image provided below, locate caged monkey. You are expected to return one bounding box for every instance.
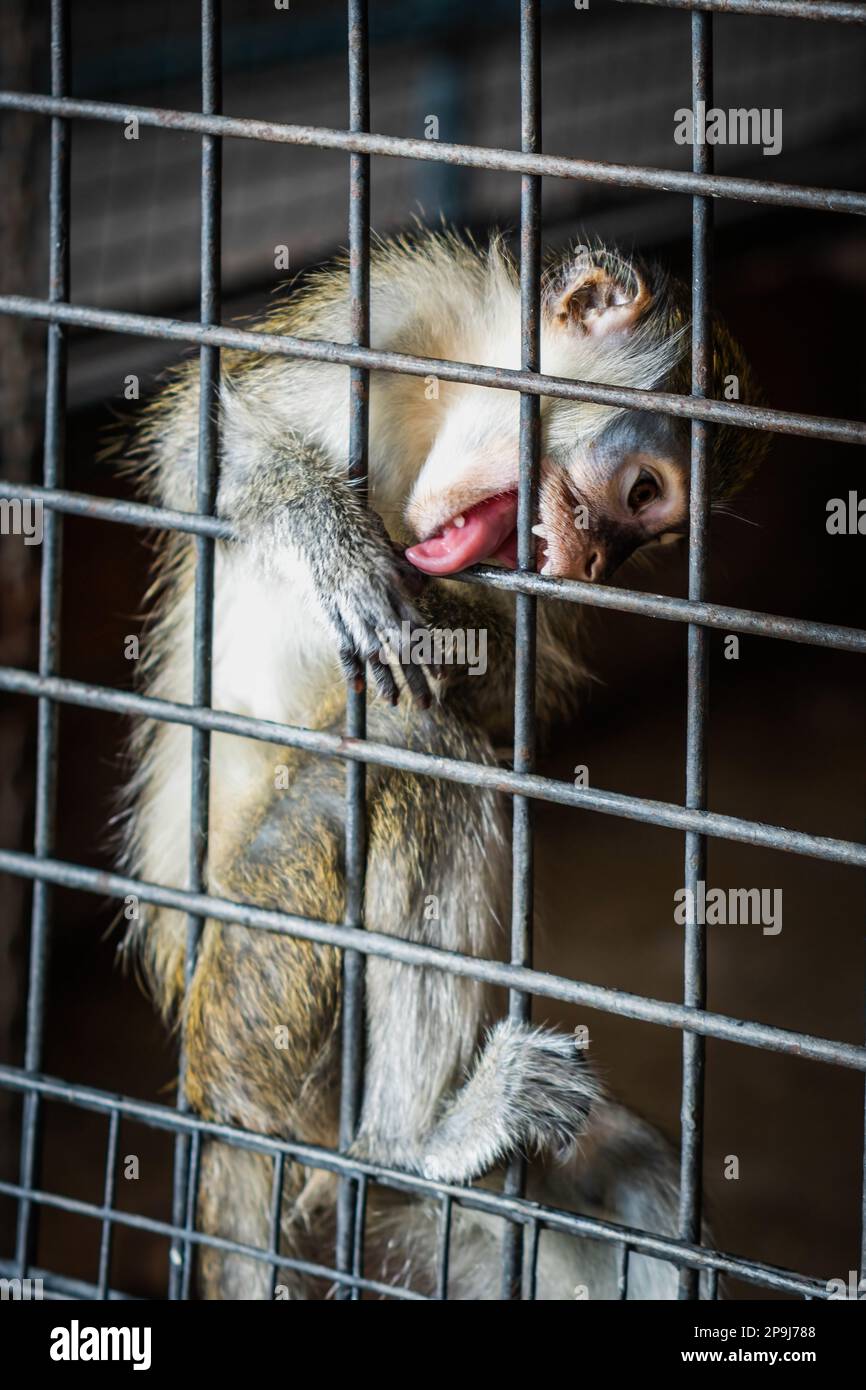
[119,229,764,1300]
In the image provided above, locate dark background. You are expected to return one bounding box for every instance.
[0,0,864,1300]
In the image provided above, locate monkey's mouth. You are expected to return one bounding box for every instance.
[405,490,519,575]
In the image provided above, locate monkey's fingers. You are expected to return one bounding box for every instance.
[366,651,400,706]
[394,600,442,699]
[383,622,435,711]
[398,655,433,710]
[328,608,365,694]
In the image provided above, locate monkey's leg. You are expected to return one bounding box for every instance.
[523,1101,710,1300]
[181,750,349,1300]
[196,1143,275,1300]
[356,703,599,1187]
[369,1102,698,1300]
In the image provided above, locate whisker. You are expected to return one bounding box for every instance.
[711,504,761,529]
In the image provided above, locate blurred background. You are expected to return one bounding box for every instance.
[0,0,864,1299]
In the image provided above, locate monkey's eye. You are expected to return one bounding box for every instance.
[627,470,660,513]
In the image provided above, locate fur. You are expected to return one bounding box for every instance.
[118,229,760,1299]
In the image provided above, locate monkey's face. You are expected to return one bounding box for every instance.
[403,408,689,583]
[533,408,690,581]
[405,245,691,583]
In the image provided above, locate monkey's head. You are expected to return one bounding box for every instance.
[405,240,765,583]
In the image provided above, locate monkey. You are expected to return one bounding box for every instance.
[119,229,764,1299]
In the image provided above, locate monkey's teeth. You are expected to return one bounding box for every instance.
[540,562,552,576]
[543,548,550,560]
[531,523,549,538]
[452,514,466,528]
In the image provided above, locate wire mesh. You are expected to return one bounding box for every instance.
[0,0,864,1301]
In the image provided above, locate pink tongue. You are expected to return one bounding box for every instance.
[405,492,518,576]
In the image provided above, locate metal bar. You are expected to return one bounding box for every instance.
[335,0,371,1303]
[167,0,222,1301]
[351,1173,368,1289]
[616,0,866,22]
[2,295,864,445]
[0,1259,142,1303]
[96,1109,120,1300]
[2,848,865,1071]
[458,568,866,651]
[522,1220,541,1301]
[501,0,542,1302]
[616,1243,631,1299]
[678,7,712,1303]
[2,484,864,654]
[267,1152,285,1298]
[436,1196,453,1300]
[1,94,865,214]
[14,0,70,1283]
[0,1074,838,1299]
[0,1177,428,1300]
[2,668,864,869]
[179,1129,202,1301]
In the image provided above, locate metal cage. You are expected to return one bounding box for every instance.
[0,0,865,1302]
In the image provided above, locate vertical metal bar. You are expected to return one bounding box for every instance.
[179,1129,202,1300]
[168,0,222,1300]
[500,0,541,1301]
[616,1243,631,1300]
[522,1220,541,1301]
[96,1109,120,1299]
[14,0,69,1281]
[335,0,370,1301]
[707,1267,719,1300]
[351,1173,368,1283]
[436,1195,453,1300]
[677,7,713,1302]
[267,1152,286,1298]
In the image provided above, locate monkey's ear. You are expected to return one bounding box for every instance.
[544,247,652,339]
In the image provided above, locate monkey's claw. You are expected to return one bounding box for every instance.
[324,563,437,708]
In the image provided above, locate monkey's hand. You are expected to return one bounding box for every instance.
[312,507,438,709]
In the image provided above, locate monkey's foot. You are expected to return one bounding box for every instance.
[420,1019,601,1184]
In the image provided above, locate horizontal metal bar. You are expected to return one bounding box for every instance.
[0,1257,142,1302]
[2,481,863,653]
[0,845,863,1070]
[0,480,232,539]
[0,1176,427,1301]
[0,1063,835,1298]
[0,92,864,215]
[0,294,863,446]
[1,665,863,869]
[462,567,866,653]
[617,0,866,22]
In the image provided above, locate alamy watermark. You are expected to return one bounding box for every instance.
[674,881,782,936]
[674,101,782,157]
[826,492,866,534]
[1,1276,44,1300]
[50,1320,152,1370]
[0,496,43,545]
[826,1270,866,1300]
[379,621,488,677]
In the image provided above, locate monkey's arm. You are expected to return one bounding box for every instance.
[217,427,435,706]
